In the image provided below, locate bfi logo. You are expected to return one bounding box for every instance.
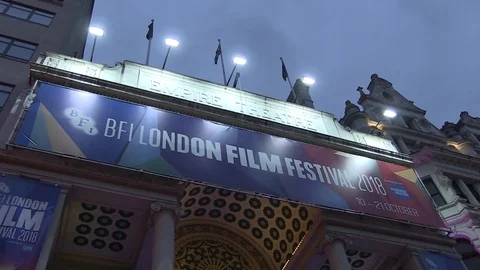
[64,108,98,135]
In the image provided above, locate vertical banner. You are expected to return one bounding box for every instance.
[0,175,60,269]
[419,252,466,270]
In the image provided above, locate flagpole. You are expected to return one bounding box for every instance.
[233,72,240,89]
[288,76,298,103]
[280,57,297,100]
[162,46,171,69]
[219,39,227,85]
[226,64,237,86]
[146,38,152,65]
[146,19,154,65]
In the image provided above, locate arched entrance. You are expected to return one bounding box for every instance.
[176,183,320,269]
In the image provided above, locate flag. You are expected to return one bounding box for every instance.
[214,43,222,65]
[146,20,154,40]
[281,58,288,81]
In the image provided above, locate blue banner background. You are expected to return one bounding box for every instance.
[0,175,60,269]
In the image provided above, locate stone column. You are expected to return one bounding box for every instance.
[465,132,480,146]
[457,179,479,205]
[35,187,69,270]
[150,201,183,270]
[408,118,423,131]
[324,233,352,270]
[393,136,411,154]
[473,184,480,200]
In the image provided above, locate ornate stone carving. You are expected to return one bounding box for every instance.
[86,67,98,77]
[460,111,470,120]
[369,73,393,91]
[441,121,456,134]
[357,86,366,97]
[23,93,36,108]
[344,100,360,116]
[437,174,452,188]
[324,232,353,248]
[460,111,480,126]
[176,238,252,270]
[175,224,272,270]
[45,57,60,68]
[150,200,184,217]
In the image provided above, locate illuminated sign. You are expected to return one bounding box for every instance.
[39,53,398,153]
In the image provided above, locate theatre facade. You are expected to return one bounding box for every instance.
[0,53,467,269]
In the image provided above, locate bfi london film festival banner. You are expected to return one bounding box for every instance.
[14,83,444,227]
[0,175,60,269]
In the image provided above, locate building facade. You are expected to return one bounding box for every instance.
[0,0,94,145]
[341,74,480,269]
[0,52,468,269]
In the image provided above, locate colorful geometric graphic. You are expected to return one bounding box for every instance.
[14,83,445,228]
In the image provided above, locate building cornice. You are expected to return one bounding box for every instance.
[414,146,480,170]
[379,123,447,145]
[358,92,427,116]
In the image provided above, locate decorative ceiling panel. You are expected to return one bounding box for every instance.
[58,200,148,265]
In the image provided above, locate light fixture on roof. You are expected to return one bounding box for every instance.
[233,57,247,66]
[88,26,104,37]
[88,26,104,62]
[165,38,179,48]
[302,76,315,86]
[162,38,180,69]
[227,56,247,86]
[383,109,397,118]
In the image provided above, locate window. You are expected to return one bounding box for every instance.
[0,82,14,111]
[0,35,37,61]
[0,0,55,26]
[422,178,446,207]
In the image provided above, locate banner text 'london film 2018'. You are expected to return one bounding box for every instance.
[14,83,444,227]
[0,175,60,269]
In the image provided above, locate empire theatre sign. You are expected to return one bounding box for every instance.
[39,53,397,153]
[149,78,315,132]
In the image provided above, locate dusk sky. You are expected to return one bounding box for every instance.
[86,0,480,127]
